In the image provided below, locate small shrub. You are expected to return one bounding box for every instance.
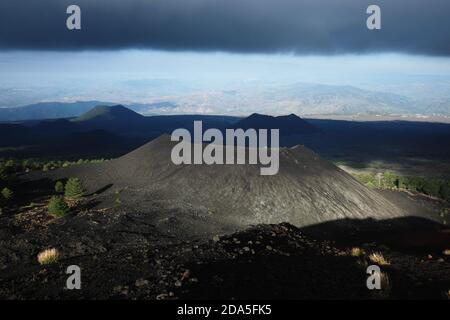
[48,196,70,218]
[37,248,59,265]
[64,177,86,199]
[54,181,64,193]
[369,252,390,266]
[1,187,13,200]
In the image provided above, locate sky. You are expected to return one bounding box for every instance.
[2,51,450,86]
[0,0,450,113]
[1,0,450,55]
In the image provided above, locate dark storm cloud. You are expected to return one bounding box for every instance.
[0,0,449,55]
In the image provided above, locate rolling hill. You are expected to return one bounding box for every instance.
[73,105,145,122]
[0,101,177,122]
[233,113,318,135]
[0,101,112,121]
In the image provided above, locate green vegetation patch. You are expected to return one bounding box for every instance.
[353,171,450,201]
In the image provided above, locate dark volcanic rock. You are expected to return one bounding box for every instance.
[1,216,448,300]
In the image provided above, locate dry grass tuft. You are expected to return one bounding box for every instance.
[37,248,59,265]
[369,252,390,265]
[350,247,365,257]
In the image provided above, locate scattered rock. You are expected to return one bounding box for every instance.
[156,293,169,300]
[181,269,190,281]
[135,278,149,287]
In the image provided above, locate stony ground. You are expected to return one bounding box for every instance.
[0,196,449,300]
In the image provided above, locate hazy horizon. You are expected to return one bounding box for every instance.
[1,50,450,116]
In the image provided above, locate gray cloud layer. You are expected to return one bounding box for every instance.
[0,0,449,55]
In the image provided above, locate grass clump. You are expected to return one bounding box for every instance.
[350,247,365,257]
[369,252,390,266]
[48,196,70,218]
[37,248,59,265]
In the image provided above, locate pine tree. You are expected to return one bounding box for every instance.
[48,196,70,218]
[1,187,13,200]
[55,181,64,193]
[64,178,86,199]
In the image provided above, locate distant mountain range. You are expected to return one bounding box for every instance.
[0,101,176,122]
[1,82,449,120]
[233,113,318,134]
[0,105,319,158]
[183,83,419,116]
[2,104,450,175]
[69,105,318,137]
[262,83,416,115]
[0,101,108,122]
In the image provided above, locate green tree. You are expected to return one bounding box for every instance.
[382,172,397,189]
[48,196,70,218]
[64,177,86,199]
[54,181,64,193]
[439,183,450,201]
[422,179,440,197]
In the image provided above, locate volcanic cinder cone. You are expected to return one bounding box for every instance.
[41,134,405,231]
